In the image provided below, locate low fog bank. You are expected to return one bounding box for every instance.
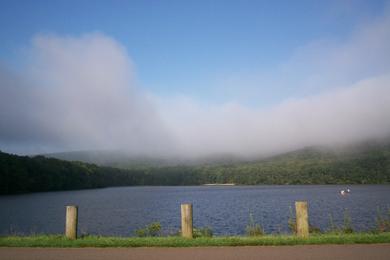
[1,29,390,159]
[44,135,390,167]
[156,75,390,158]
[0,34,177,156]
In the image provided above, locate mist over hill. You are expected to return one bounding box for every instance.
[44,137,390,168]
[2,139,390,194]
[44,150,247,168]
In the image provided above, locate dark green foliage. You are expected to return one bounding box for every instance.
[309,225,322,234]
[1,142,390,195]
[0,151,146,194]
[193,227,213,238]
[125,144,390,187]
[135,222,162,237]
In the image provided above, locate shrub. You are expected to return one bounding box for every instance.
[135,228,147,237]
[342,210,354,234]
[246,213,264,236]
[135,222,162,237]
[309,225,321,234]
[375,207,390,233]
[193,227,213,238]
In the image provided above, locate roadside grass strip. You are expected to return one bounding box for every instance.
[1,233,390,248]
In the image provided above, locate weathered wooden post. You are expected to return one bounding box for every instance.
[181,203,193,238]
[65,205,78,240]
[295,201,309,238]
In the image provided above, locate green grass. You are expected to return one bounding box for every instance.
[1,233,390,247]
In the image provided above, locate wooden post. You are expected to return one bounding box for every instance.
[181,204,193,238]
[65,205,78,240]
[295,201,309,238]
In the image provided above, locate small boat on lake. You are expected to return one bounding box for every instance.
[340,188,351,196]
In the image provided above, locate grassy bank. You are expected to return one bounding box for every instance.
[1,233,390,247]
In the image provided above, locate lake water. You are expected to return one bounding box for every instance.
[1,185,390,236]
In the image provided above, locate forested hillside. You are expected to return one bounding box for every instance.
[0,152,146,194]
[1,143,390,194]
[187,145,390,185]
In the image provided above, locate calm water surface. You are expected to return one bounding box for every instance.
[1,185,390,236]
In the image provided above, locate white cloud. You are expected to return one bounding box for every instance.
[1,10,390,158]
[0,33,176,154]
[156,75,390,157]
[154,9,390,157]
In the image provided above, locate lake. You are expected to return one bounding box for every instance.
[1,185,390,236]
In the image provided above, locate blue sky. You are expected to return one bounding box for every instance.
[1,1,390,155]
[0,0,388,105]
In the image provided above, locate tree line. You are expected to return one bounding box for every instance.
[1,146,390,194]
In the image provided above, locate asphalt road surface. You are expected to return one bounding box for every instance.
[1,244,390,260]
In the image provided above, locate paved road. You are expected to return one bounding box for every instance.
[1,244,390,260]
